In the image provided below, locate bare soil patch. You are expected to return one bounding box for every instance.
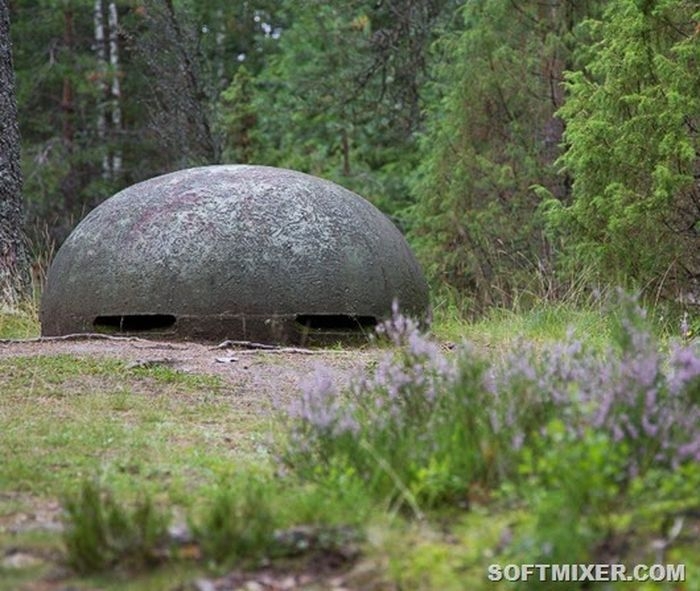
[0,337,383,411]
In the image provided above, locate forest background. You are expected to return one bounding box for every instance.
[7,0,700,312]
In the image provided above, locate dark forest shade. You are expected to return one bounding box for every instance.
[40,165,430,344]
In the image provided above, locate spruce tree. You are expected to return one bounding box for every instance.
[547,0,700,299]
[408,0,601,309]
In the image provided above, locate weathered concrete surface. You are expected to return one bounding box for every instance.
[40,165,429,344]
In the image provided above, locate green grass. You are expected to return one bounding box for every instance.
[0,305,40,339]
[430,290,692,353]
[431,297,614,353]
[370,508,519,591]
[1,302,698,590]
[0,349,272,590]
[0,355,259,497]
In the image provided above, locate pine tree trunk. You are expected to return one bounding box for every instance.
[162,0,219,162]
[0,0,31,308]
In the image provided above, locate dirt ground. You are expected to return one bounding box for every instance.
[0,335,384,410]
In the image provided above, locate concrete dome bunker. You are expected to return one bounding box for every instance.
[40,165,430,344]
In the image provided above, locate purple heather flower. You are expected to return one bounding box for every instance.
[668,343,700,396]
[677,439,700,463]
[283,294,700,484]
[288,366,359,437]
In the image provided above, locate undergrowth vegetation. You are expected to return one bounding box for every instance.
[0,303,40,339]
[63,481,171,574]
[283,295,699,507]
[49,294,700,589]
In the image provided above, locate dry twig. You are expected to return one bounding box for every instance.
[211,340,342,355]
[0,333,154,345]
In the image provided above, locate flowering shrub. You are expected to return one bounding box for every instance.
[492,296,700,478]
[284,303,495,509]
[281,297,700,512]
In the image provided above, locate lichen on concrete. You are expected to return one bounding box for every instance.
[41,165,430,344]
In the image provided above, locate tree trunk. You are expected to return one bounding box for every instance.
[108,1,122,176]
[162,0,219,163]
[94,0,109,177]
[0,0,31,308]
[94,0,122,179]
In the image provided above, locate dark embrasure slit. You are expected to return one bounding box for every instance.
[93,314,176,332]
[295,314,377,331]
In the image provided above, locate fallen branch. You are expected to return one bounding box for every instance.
[0,332,155,344]
[133,343,189,350]
[211,340,338,355]
[0,334,349,355]
[213,339,281,350]
[126,358,179,369]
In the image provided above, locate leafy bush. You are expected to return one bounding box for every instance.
[477,294,700,492]
[517,424,630,565]
[63,480,170,574]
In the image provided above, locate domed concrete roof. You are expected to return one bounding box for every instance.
[40,165,429,344]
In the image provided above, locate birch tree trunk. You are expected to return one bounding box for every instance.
[94,0,122,179]
[94,0,108,177]
[0,0,31,308]
[107,1,122,176]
